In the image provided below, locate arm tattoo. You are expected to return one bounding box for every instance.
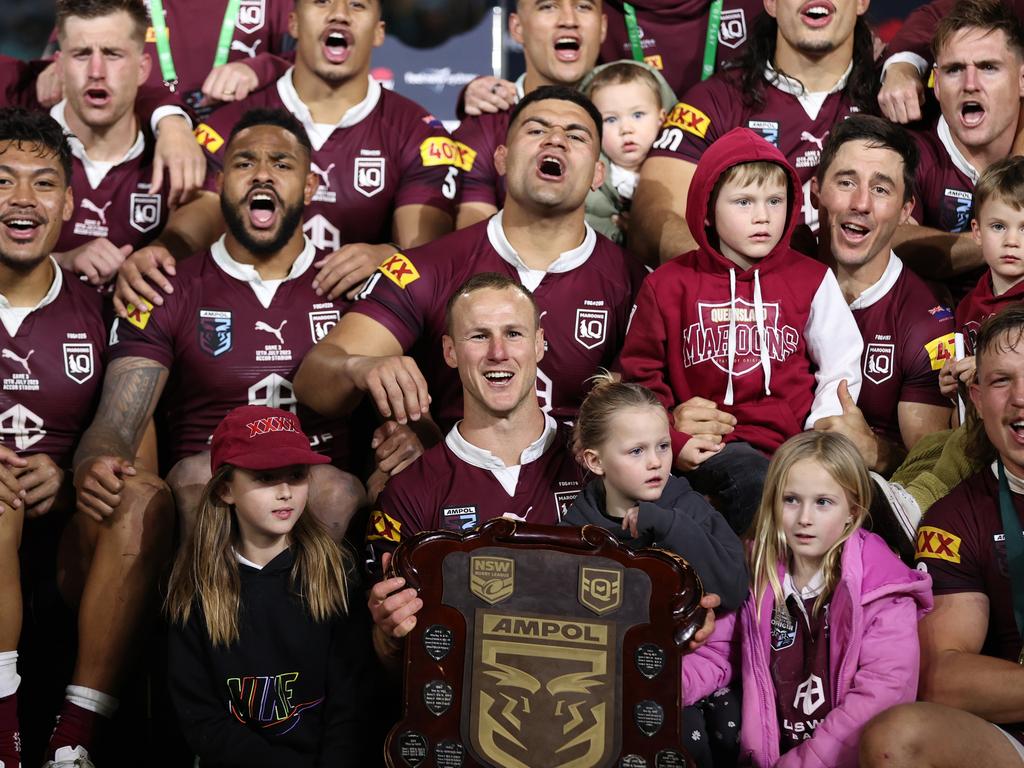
[73,357,169,469]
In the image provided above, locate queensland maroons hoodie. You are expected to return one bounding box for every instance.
[620,128,862,456]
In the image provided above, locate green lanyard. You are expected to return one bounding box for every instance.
[622,1,723,81]
[996,460,1024,664]
[149,0,242,92]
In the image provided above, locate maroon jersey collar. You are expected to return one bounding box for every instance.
[276,69,381,151]
[486,210,597,286]
[936,116,981,185]
[50,100,146,188]
[847,252,902,311]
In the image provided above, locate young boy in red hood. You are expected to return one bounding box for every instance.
[620,127,863,534]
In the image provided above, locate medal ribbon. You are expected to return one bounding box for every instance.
[622,3,645,63]
[149,0,243,91]
[624,1,724,80]
[996,460,1024,663]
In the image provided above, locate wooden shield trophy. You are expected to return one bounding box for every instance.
[384,518,706,768]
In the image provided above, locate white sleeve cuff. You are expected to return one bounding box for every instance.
[150,105,193,136]
[881,52,929,83]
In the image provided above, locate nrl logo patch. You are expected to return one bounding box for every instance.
[579,566,622,616]
[63,343,94,384]
[471,611,615,768]
[129,193,161,234]
[575,308,608,350]
[470,556,515,605]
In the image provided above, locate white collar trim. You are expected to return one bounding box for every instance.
[51,101,145,189]
[765,61,851,121]
[847,251,903,310]
[992,460,1024,495]
[210,235,316,309]
[514,74,527,100]
[0,257,64,336]
[782,568,826,624]
[446,413,557,469]
[937,115,981,185]
[486,211,596,291]
[276,70,381,152]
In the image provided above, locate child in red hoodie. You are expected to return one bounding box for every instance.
[620,128,862,533]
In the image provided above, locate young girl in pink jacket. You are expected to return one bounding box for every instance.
[684,432,933,767]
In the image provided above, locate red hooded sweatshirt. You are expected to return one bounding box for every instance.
[620,128,863,457]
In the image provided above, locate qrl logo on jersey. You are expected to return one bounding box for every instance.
[235,0,265,34]
[63,343,95,384]
[863,343,894,386]
[684,299,799,376]
[354,157,386,198]
[309,310,340,343]
[198,309,232,357]
[0,403,45,451]
[574,308,608,350]
[718,8,747,49]
[129,193,162,234]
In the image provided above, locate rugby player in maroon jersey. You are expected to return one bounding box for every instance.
[891,0,1024,290]
[294,86,644,495]
[861,306,1024,768]
[50,0,220,286]
[631,0,876,266]
[81,108,364,547]
[813,115,954,477]
[0,107,174,768]
[115,0,456,320]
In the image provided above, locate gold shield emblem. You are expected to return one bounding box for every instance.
[579,566,623,616]
[470,612,616,768]
[470,556,515,605]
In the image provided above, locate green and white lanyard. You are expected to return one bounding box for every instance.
[622,0,724,81]
[996,460,1024,665]
[149,0,242,92]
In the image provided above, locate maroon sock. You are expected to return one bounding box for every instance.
[47,700,103,759]
[0,692,20,767]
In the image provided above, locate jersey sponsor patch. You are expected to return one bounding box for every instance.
[442,505,478,531]
[643,54,664,70]
[928,305,954,322]
[379,253,420,289]
[198,309,232,357]
[194,123,225,153]
[924,332,956,371]
[367,509,402,542]
[453,141,477,172]
[747,120,780,147]
[664,102,711,139]
[916,525,962,564]
[419,136,459,168]
[125,301,152,330]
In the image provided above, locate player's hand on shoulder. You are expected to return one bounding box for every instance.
[15,454,66,518]
[372,420,427,478]
[113,244,177,318]
[151,116,206,209]
[56,238,132,286]
[878,61,926,124]
[352,355,431,426]
[463,76,517,116]
[200,61,259,106]
[313,242,395,301]
[74,456,137,523]
[35,60,63,107]
[0,447,28,515]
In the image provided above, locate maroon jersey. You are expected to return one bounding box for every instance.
[350,215,646,429]
[911,121,975,234]
[851,256,953,445]
[365,421,584,573]
[771,596,833,754]
[108,239,352,468]
[601,0,762,96]
[916,468,1024,664]
[955,273,1024,356]
[452,110,509,211]
[649,67,858,230]
[0,264,106,469]
[0,55,48,108]
[197,73,456,255]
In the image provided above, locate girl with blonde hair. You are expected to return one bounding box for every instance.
[684,431,933,767]
[166,405,370,766]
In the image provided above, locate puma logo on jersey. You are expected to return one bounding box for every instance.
[311,162,335,190]
[81,199,112,225]
[1,348,33,376]
[800,131,827,151]
[255,319,287,345]
[230,38,261,58]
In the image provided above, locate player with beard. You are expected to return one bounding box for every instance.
[116,0,457,322]
[812,116,954,489]
[79,108,364,555]
[0,108,174,768]
[892,0,1024,296]
[294,86,645,500]
[453,0,608,228]
[50,0,221,288]
[631,0,877,265]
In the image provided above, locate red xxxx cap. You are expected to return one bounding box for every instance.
[210,405,330,473]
